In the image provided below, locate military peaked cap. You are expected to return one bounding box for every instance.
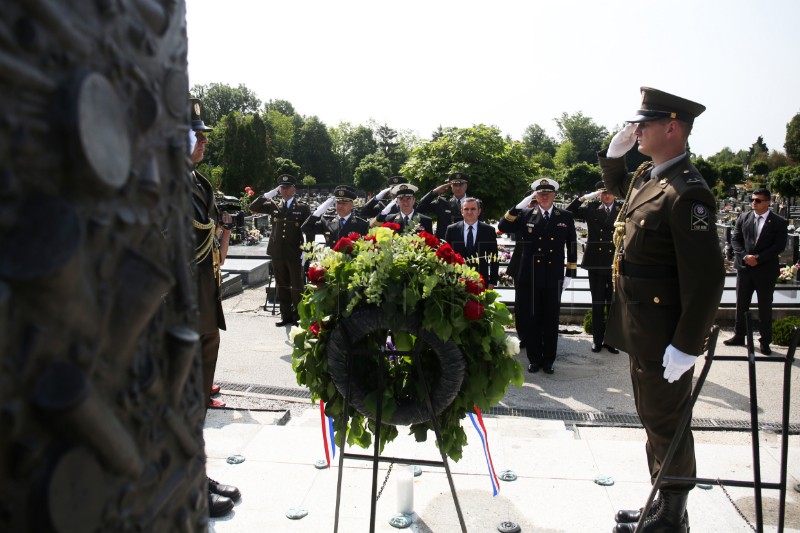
[627,87,706,124]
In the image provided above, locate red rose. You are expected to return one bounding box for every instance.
[463,278,485,295]
[496,230,503,236]
[436,242,457,264]
[346,232,362,241]
[309,321,321,337]
[308,263,326,284]
[333,237,354,254]
[454,253,465,265]
[382,222,401,232]
[418,231,440,248]
[464,299,484,320]
[364,235,377,243]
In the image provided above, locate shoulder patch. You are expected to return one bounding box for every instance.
[690,202,710,231]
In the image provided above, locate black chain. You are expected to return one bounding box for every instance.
[717,479,756,532]
[375,462,394,502]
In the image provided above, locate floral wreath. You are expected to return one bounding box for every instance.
[290,222,523,461]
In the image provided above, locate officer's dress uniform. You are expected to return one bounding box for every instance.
[252,196,310,323]
[359,175,407,218]
[190,170,226,405]
[498,206,577,369]
[599,150,724,491]
[378,210,433,234]
[565,197,620,348]
[416,193,465,240]
[302,212,370,247]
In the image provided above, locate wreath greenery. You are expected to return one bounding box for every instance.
[290,223,524,461]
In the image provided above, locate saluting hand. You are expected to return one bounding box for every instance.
[607,123,637,159]
[515,193,536,210]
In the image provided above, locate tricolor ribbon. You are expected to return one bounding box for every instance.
[320,401,336,467]
[468,405,500,496]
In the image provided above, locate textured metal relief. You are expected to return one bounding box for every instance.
[0,1,209,531]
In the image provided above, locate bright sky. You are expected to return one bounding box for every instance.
[187,0,799,159]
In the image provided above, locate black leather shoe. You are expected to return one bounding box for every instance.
[208,492,234,518]
[519,341,526,349]
[615,497,661,523]
[543,366,554,374]
[527,363,540,373]
[209,478,241,502]
[603,344,620,354]
[275,319,291,327]
[760,343,772,355]
[723,336,745,346]
[591,343,602,353]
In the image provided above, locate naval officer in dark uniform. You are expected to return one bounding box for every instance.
[598,87,724,533]
[417,172,471,239]
[250,174,311,326]
[374,183,433,234]
[566,181,621,354]
[359,175,407,219]
[302,184,370,247]
[498,178,577,374]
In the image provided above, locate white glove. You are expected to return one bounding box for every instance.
[380,198,397,215]
[662,344,696,383]
[263,186,281,200]
[515,193,536,210]
[561,277,572,292]
[375,187,392,200]
[583,190,602,201]
[313,197,335,216]
[607,123,637,159]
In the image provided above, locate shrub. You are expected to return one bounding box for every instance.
[772,316,800,346]
[583,309,593,335]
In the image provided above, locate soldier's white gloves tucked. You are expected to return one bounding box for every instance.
[262,186,281,200]
[375,187,392,200]
[662,344,696,383]
[313,197,336,217]
[515,193,536,210]
[583,190,602,202]
[380,198,397,215]
[607,123,637,159]
[561,277,572,292]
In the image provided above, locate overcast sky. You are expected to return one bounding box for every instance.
[186,0,799,159]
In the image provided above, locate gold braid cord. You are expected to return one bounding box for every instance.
[611,161,653,288]
[193,218,222,286]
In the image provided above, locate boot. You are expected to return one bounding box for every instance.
[615,495,661,523]
[208,492,233,518]
[613,491,689,533]
[209,477,241,502]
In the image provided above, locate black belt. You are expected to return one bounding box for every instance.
[620,260,677,279]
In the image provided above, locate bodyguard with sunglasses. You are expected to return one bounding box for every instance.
[724,188,788,354]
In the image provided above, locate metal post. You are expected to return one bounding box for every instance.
[745,312,765,532]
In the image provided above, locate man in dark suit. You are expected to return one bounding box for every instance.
[566,181,621,354]
[724,188,788,354]
[359,175,406,218]
[444,197,499,288]
[374,183,433,234]
[250,174,311,327]
[498,178,577,375]
[417,172,470,239]
[302,185,370,247]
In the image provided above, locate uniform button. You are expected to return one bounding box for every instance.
[536,260,541,264]
[626,217,630,223]
[640,219,646,226]
[653,297,660,304]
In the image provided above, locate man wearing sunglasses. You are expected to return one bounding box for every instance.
[724,188,788,354]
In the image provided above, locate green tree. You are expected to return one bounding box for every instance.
[401,125,536,219]
[330,123,378,184]
[373,122,409,175]
[531,152,555,170]
[769,166,800,198]
[750,160,769,178]
[708,147,748,167]
[295,116,336,183]
[560,162,601,196]
[785,112,800,163]
[265,109,296,160]
[274,157,301,179]
[553,141,578,169]
[264,99,296,117]
[768,151,791,170]
[554,112,608,165]
[717,162,745,189]
[692,157,719,186]
[190,83,261,126]
[302,175,317,186]
[353,153,392,193]
[217,112,271,195]
[521,124,557,157]
[748,135,769,163]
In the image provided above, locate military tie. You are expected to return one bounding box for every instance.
[404,215,410,226]
[543,211,550,222]
[339,217,346,228]
[466,225,474,253]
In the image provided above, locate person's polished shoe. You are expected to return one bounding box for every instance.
[210,384,221,396]
[208,492,234,518]
[208,398,226,409]
[209,477,241,502]
[543,366,554,375]
[527,363,540,373]
[591,343,602,353]
[603,344,620,354]
[760,342,772,355]
[615,496,661,523]
[723,335,746,346]
[275,319,292,327]
[613,491,689,533]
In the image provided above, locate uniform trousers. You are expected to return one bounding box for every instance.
[517,279,561,368]
[733,270,776,343]
[200,329,220,406]
[587,268,613,345]
[273,255,304,321]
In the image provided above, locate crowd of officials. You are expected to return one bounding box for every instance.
[191,87,790,531]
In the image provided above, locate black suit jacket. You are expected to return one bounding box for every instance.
[301,213,370,248]
[731,209,788,278]
[376,210,433,234]
[444,221,499,286]
[565,198,620,270]
[417,192,464,239]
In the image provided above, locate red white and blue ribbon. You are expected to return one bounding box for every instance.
[468,406,500,495]
[320,401,336,467]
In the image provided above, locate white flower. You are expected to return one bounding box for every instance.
[289,325,304,343]
[504,335,521,356]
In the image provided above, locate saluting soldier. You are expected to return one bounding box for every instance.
[250,174,311,327]
[374,183,433,234]
[417,172,471,239]
[359,175,407,218]
[599,87,724,533]
[565,181,621,354]
[498,178,577,375]
[301,184,370,247]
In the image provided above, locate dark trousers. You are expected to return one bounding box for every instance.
[588,268,613,345]
[273,255,304,321]
[517,280,562,367]
[733,271,776,343]
[629,351,696,492]
[200,329,220,407]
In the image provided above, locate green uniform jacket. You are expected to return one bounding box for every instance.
[598,151,724,356]
[250,196,311,260]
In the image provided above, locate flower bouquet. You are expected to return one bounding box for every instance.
[290,223,523,461]
[777,263,798,284]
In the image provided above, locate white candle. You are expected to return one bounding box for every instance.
[396,465,414,515]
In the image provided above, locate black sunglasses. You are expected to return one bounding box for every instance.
[750,198,767,204]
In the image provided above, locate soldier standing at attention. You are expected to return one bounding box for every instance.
[250,175,311,327]
[599,87,724,533]
[302,185,370,247]
[374,183,434,234]
[359,175,407,219]
[417,172,471,239]
[498,178,577,375]
[566,181,620,354]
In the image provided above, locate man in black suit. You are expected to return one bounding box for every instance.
[302,185,370,247]
[374,183,433,234]
[444,198,499,288]
[498,178,577,374]
[417,172,471,239]
[724,188,788,354]
[566,181,621,354]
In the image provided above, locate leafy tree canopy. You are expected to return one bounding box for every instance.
[717,162,745,188]
[330,122,378,184]
[553,140,577,169]
[353,153,392,193]
[294,116,336,183]
[768,165,800,198]
[554,111,609,165]
[190,83,261,126]
[521,123,557,157]
[559,162,602,196]
[785,112,800,163]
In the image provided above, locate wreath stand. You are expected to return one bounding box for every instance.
[634,316,798,533]
[329,318,468,533]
